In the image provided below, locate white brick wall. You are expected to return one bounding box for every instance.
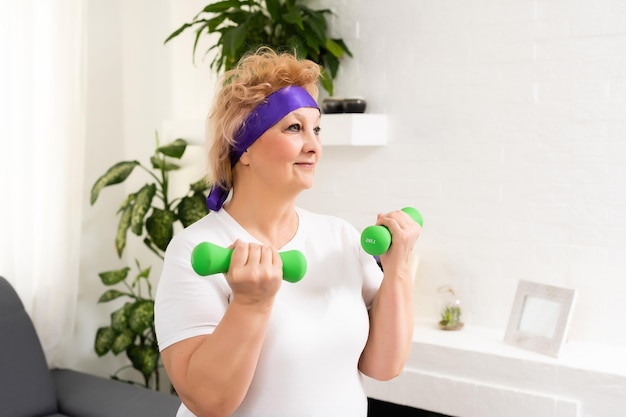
[297,0,626,348]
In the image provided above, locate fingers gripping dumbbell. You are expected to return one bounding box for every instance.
[360,207,423,256]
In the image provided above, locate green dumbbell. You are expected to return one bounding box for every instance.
[360,207,423,256]
[190,242,307,283]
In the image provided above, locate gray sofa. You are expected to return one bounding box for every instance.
[0,275,180,417]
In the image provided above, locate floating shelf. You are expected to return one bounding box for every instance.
[363,320,625,417]
[320,113,388,146]
[161,113,388,147]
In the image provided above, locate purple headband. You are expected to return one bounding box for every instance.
[206,85,319,211]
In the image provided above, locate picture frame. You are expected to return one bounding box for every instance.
[504,280,577,358]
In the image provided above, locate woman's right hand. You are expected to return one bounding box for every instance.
[226,239,283,308]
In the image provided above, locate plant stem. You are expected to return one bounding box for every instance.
[122,280,139,299]
[144,240,165,260]
[138,164,164,190]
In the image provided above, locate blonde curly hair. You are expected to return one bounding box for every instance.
[206,47,321,192]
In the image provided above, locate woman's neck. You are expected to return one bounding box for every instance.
[224,193,299,249]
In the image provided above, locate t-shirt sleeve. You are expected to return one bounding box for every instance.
[359,245,383,308]
[154,230,231,352]
[339,218,383,308]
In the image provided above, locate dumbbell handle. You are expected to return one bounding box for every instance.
[360,207,423,256]
[191,242,307,283]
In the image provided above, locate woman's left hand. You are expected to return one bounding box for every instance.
[375,209,421,273]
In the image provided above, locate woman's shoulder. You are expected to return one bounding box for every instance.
[173,210,219,238]
[166,209,234,252]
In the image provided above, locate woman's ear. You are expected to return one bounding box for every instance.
[238,149,251,166]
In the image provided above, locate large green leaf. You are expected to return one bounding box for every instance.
[128,300,155,334]
[222,23,248,59]
[98,267,130,286]
[127,344,159,380]
[191,22,210,65]
[177,192,209,228]
[323,52,340,78]
[115,204,133,257]
[223,9,252,25]
[302,6,330,37]
[265,0,281,20]
[201,0,241,14]
[94,326,116,356]
[282,7,304,30]
[304,33,321,54]
[207,14,228,32]
[146,208,175,251]
[332,37,353,57]
[150,155,181,172]
[130,184,156,236]
[157,138,187,159]
[110,303,131,332]
[98,289,129,303]
[90,161,139,205]
[325,38,344,58]
[164,22,194,44]
[111,329,135,355]
[319,67,333,97]
[190,178,210,193]
[116,194,135,214]
[135,264,152,281]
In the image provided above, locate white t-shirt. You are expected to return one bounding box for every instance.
[155,207,383,417]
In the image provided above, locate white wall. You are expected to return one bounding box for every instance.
[298,0,626,349]
[75,0,626,401]
[73,0,174,378]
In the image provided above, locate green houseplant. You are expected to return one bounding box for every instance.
[439,305,463,330]
[437,285,464,331]
[90,133,209,389]
[164,0,352,96]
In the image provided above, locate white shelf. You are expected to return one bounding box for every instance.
[363,320,626,417]
[320,113,388,146]
[161,113,388,147]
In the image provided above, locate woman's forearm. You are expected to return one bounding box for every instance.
[358,264,414,380]
[163,300,273,417]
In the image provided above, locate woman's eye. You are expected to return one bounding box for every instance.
[314,126,321,135]
[287,123,302,132]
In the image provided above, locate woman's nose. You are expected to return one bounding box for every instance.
[303,128,321,153]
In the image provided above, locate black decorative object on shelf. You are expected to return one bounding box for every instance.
[343,98,367,113]
[321,98,368,114]
[322,98,344,114]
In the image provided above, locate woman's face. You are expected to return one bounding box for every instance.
[239,107,322,195]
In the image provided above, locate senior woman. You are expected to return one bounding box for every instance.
[154,48,420,417]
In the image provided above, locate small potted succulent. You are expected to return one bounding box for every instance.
[437,285,464,331]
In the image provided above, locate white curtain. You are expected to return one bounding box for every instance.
[0,0,86,367]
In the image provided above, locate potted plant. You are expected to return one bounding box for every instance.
[164,0,352,97]
[439,304,463,331]
[437,285,464,331]
[90,133,209,390]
